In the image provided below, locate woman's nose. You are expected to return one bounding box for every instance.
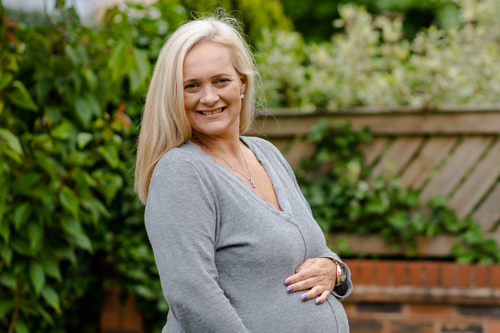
[200,86,220,106]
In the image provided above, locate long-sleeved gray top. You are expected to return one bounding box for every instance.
[145,136,353,333]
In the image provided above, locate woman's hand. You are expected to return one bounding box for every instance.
[284,258,337,305]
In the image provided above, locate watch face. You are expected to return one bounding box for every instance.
[340,266,347,283]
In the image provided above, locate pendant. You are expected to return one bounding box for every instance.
[250,180,256,188]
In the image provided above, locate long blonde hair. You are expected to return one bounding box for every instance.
[134,15,259,204]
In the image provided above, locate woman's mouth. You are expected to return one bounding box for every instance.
[198,107,225,115]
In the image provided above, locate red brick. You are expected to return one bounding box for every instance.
[361,261,374,285]
[492,265,500,289]
[441,263,455,287]
[100,310,121,329]
[488,320,500,333]
[345,260,359,285]
[458,264,471,288]
[442,322,483,333]
[393,262,406,286]
[349,319,382,332]
[122,312,144,331]
[389,321,433,333]
[407,304,453,317]
[475,264,490,288]
[376,261,390,286]
[410,263,422,286]
[425,262,439,287]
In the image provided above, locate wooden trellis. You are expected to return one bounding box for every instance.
[250,108,500,254]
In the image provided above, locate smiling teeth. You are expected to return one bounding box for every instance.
[201,108,223,115]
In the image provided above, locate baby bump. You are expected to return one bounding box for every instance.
[229,287,348,333]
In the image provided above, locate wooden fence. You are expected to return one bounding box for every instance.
[249,108,500,257]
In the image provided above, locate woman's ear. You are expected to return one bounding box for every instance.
[239,75,247,93]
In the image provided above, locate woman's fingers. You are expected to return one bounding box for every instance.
[284,258,337,302]
[313,290,331,305]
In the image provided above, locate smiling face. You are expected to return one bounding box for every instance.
[183,41,246,140]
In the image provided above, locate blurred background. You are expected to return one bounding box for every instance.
[1,0,500,332]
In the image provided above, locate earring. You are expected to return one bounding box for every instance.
[240,92,245,99]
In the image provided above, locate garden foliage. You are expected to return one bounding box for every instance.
[258,0,500,109]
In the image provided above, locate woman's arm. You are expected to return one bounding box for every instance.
[145,159,250,332]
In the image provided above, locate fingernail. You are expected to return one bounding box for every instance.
[316,299,321,304]
[296,268,302,271]
[287,287,293,292]
[285,280,291,286]
[302,295,307,300]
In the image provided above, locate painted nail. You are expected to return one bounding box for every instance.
[285,280,291,286]
[287,287,293,292]
[316,299,321,305]
[302,295,307,300]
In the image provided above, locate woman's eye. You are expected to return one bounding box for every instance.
[185,84,197,90]
[217,78,230,84]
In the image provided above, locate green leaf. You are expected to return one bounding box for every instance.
[0,128,23,156]
[86,92,101,117]
[61,216,81,237]
[8,81,38,111]
[82,68,98,91]
[41,285,61,313]
[73,232,93,252]
[109,42,126,81]
[41,254,61,282]
[0,222,10,243]
[12,173,42,195]
[82,197,110,224]
[14,319,29,333]
[98,145,119,169]
[59,187,79,218]
[133,48,151,81]
[0,272,17,290]
[0,72,13,91]
[44,105,61,124]
[14,203,31,231]
[75,96,92,128]
[55,247,77,267]
[77,132,93,150]
[11,238,31,256]
[0,295,15,317]
[50,121,73,140]
[0,242,13,266]
[30,261,45,296]
[128,69,141,93]
[28,222,43,251]
[35,73,53,102]
[65,44,80,67]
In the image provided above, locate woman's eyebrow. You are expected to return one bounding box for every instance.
[183,73,233,84]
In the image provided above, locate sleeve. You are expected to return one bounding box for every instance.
[267,141,354,300]
[145,160,251,333]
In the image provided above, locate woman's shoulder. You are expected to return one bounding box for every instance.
[152,141,207,179]
[242,136,281,154]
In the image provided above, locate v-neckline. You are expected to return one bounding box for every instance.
[186,137,292,218]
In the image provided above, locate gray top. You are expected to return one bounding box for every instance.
[145,136,353,333]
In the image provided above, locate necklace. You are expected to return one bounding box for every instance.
[192,134,256,188]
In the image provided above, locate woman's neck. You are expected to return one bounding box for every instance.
[191,131,243,158]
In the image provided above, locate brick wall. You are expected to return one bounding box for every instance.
[343,260,500,333]
[99,260,500,333]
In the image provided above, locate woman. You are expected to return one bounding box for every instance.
[135,15,352,332]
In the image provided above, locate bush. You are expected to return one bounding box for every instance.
[257,0,500,110]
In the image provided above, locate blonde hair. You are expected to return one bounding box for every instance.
[134,15,259,204]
